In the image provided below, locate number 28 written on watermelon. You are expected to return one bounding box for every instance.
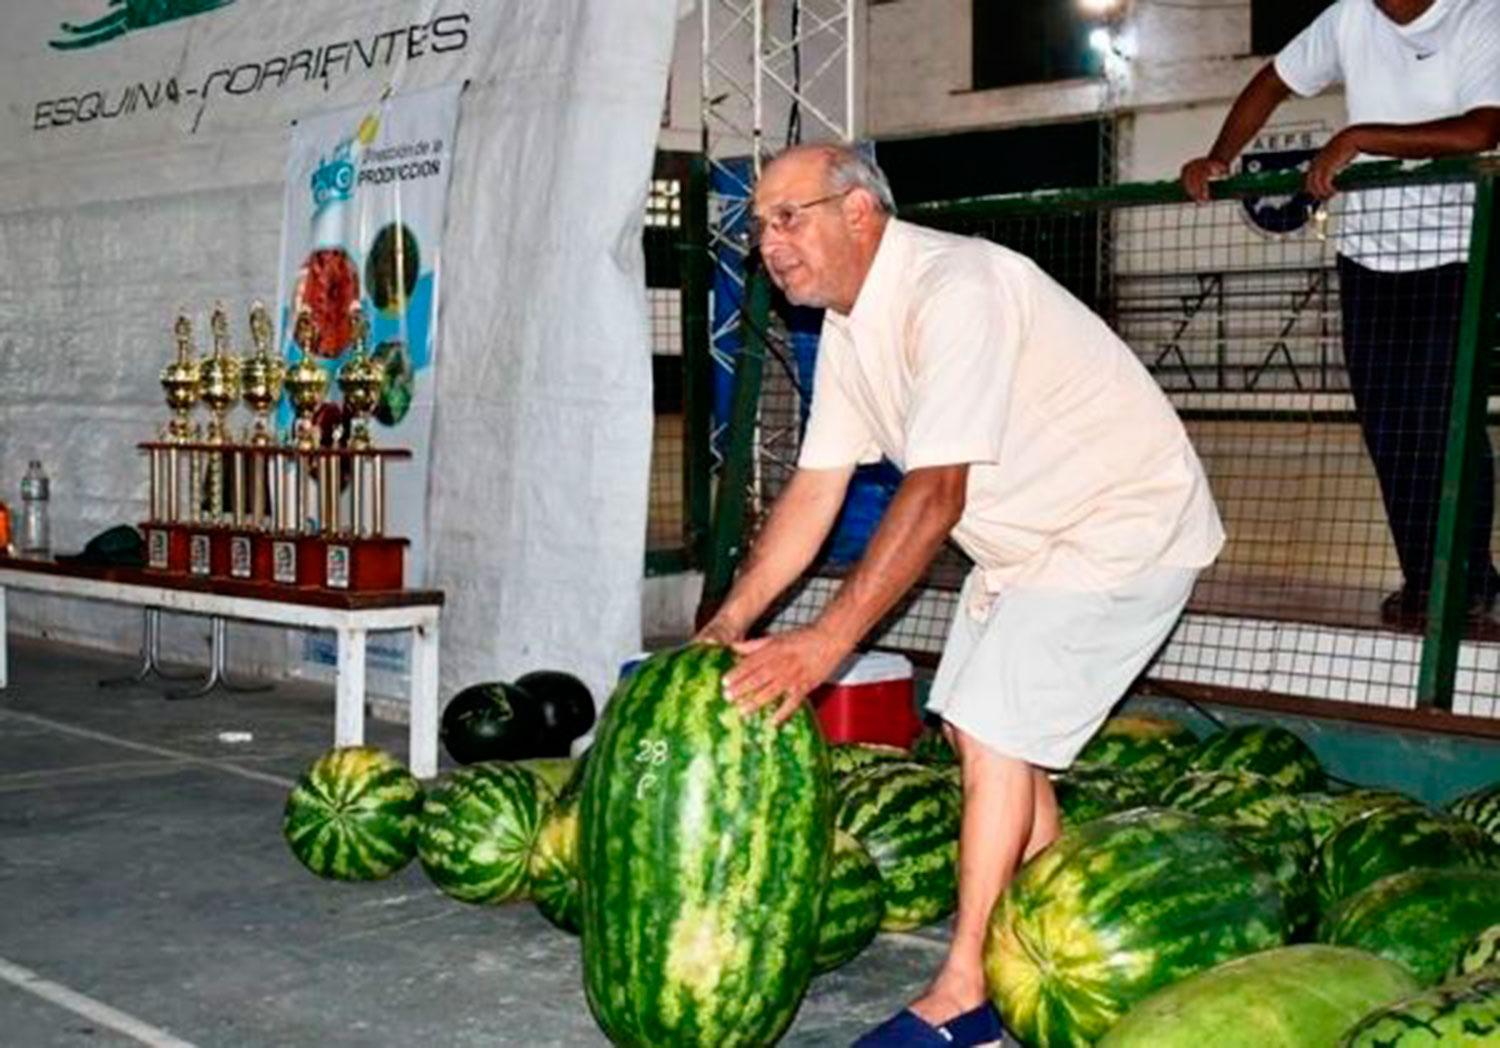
[634,738,669,800]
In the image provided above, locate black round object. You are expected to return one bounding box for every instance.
[440,682,553,764]
[513,669,596,744]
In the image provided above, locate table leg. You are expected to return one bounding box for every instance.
[0,585,8,689]
[335,627,367,749]
[408,620,440,778]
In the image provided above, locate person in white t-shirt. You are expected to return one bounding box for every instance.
[697,142,1224,1048]
[1183,0,1500,622]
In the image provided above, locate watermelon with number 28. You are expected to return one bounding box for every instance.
[282,745,424,882]
[578,644,833,1048]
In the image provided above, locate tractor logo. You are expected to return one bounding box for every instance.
[50,0,236,51]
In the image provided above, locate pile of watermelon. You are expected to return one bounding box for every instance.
[282,660,1500,1048]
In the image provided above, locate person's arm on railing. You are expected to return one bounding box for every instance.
[1304,108,1500,198]
[1181,63,1294,202]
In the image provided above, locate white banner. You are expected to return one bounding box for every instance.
[0,1,676,705]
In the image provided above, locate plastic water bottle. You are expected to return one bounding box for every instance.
[20,460,49,558]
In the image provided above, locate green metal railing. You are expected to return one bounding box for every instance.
[698,153,1500,715]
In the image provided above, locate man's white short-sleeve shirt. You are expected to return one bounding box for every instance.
[1276,0,1500,270]
[798,218,1225,598]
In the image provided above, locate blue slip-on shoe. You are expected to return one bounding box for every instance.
[851,1001,1006,1047]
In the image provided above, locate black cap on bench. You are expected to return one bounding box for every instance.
[56,525,146,568]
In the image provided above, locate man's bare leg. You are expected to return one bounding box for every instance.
[908,727,1043,1027]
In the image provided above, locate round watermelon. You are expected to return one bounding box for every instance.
[1098,944,1418,1047]
[1447,782,1500,847]
[1187,724,1325,792]
[986,808,1288,1047]
[282,745,424,882]
[440,682,553,763]
[578,644,832,1048]
[813,831,885,975]
[1074,714,1197,788]
[416,762,545,904]
[1449,923,1500,981]
[513,669,596,745]
[1340,967,1500,1046]
[528,783,582,934]
[1299,789,1424,849]
[1161,769,1283,818]
[829,742,911,782]
[1321,868,1500,985]
[1314,805,1500,911]
[836,760,961,931]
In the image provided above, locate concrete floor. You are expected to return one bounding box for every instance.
[0,638,947,1047]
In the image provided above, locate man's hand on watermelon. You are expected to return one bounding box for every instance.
[723,626,851,725]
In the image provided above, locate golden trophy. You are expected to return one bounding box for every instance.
[146,313,203,570]
[241,301,286,448]
[338,305,385,452]
[284,310,329,454]
[200,304,243,448]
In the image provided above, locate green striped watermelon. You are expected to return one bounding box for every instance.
[1098,945,1418,1048]
[282,745,424,882]
[1161,769,1282,818]
[1321,868,1500,985]
[528,782,582,934]
[986,808,1288,1047]
[578,644,833,1048]
[1075,714,1197,789]
[1187,724,1325,792]
[813,831,885,975]
[836,761,961,931]
[1340,967,1500,1046]
[829,742,911,782]
[1450,923,1500,981]
[1053,766,1151,827]
[1448,782,1500,846]
[416,762,545,904]
[1314,806,1500,911]
[1299,789,1424,849]
[1213,792,1317,935]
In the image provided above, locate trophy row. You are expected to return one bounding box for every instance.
[140,300,408,592]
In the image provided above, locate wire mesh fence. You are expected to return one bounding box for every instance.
[706,157,1500,718]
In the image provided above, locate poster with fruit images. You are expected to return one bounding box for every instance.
[276,82,460,674]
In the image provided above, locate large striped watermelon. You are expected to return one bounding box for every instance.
[282,745,424,882]
[1321,868,1500,985]
[1450,923,1500,981]
[836,761,961,931]
[527,783,582,933]
[1098,944,1418,1048]
[1074,714,1197,789]
[910,726,956,766]
[1187,724,1325,792]
[1299,789,1424,849]
[1341,967,1500,1046]
[1161,769,1282,818]
[416,762,545,904]
[813,831,885,975]
[985,808,1288,1047]
[1314,805,1500,910]
[578,644,833,1048]
[1448,782,1500,846]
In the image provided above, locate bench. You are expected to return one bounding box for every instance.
[0,556,444,777]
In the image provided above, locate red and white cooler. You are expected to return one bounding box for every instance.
[810,651,921,748]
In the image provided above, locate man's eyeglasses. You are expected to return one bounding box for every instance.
[748,189,852,245]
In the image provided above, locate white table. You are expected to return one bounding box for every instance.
[0,562,443,777]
